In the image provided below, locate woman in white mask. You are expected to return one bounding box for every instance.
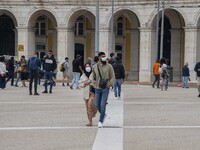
[79,63,97,126]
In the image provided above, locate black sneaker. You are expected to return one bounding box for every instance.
[34,92,39,96]
[70,86,73,90]
[67,83,70,86]
[42,91,48,94]
[29,92,32,95]
[198,94,200,98]
[62,83,65,86]
[49,91,52,94]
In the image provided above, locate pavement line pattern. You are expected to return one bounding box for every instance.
[124,102,200,105]
[0,102,85,104]
[92,93,123,150]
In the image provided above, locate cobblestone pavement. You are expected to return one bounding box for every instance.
[0,83,200,150]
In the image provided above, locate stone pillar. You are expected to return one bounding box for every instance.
[184,27,197,82]
[57,28,68,79]
[27,28,35,58]
[16,27,28,60]
[66,29,75,64]
[139,27,152,82]
[99,28,109,56]
[171,29,182,81]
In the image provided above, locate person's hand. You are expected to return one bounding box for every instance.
[84,81,90,86]
[93,80,97,85]
[121,79,124,83]
[198,69,200,71]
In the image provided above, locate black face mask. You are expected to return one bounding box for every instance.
[102,61,107,65]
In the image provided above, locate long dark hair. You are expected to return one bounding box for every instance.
[84,62,92,78]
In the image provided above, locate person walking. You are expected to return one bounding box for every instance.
[108,52,115,65]
[6,57,15,86]
[182,62,190,88]
[112,56,125,99]
[28,52,41,95]
[15,60,21,87]
[70,55,83,89]
[92,52,115,128]
[79,63,97,126]
[0,56,8,89]
[20,56,28,87]
[194,61,200,97]
[61,57,70,86]
[152,60,160,88]
[42,51,57,94]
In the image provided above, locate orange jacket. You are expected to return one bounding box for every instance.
[153,63,160,75]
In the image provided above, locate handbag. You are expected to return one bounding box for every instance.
[97,65,108,89]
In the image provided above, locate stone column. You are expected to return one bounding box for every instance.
[184,27,197,82]
[139,27,152,82]
[171,29,182,81]
[27,27,35,58]
[16,27,28,59]
[99,28,110,56]
[57,28,68,79]
[66,29,75,64]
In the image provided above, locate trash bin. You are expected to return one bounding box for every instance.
[167,66,173,82]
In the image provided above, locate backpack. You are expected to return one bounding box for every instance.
[28,57,38,71]
[161,69,168,78]
[59,63,65,72]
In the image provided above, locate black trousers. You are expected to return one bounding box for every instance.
[29,71,39,94]
[152,74,160,88]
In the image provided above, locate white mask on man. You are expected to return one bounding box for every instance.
[85,67,91,72]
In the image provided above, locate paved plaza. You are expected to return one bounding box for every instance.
[0,83,200,150]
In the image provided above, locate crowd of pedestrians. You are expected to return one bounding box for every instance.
[1,50,200,128]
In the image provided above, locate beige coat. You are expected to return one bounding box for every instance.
[92,62,115,89]
[79,73,93,100]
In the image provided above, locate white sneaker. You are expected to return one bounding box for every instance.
[115,97,118,100]
[98,122,103,128]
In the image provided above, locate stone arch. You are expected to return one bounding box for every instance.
[0,9,18,27]
[26,9,58,58]
[108,9,140,81]
[27,9,58,27]
[66,9,95,64]
[0,9,18,56]
[150,8,186,81]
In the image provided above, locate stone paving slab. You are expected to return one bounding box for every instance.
[1,129,97,150]
[124,128,200,150]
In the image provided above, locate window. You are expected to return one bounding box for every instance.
[75,16,85,36]
[35,16,47,36]
[115,44,123,52]
[116,17,124,36]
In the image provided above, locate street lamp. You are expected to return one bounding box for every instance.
[95,0,99,56]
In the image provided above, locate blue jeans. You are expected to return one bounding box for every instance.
[71,72,80,88]
[95,87,109,123]
[44,71,53,92]
[182,76,189,88]
[114,79,122,97]
[15,72,21,86]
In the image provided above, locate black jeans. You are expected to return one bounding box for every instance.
[152,74,160,88]
[6,70,14,85]
[29,71,39,94]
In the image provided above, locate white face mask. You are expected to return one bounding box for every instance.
[101,57,107,62]
[85,67,91,72]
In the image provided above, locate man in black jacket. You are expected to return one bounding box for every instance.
[42,51,57,94]
[194,61,200,97]
[182,62,190,88]
[112,57,125,99]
